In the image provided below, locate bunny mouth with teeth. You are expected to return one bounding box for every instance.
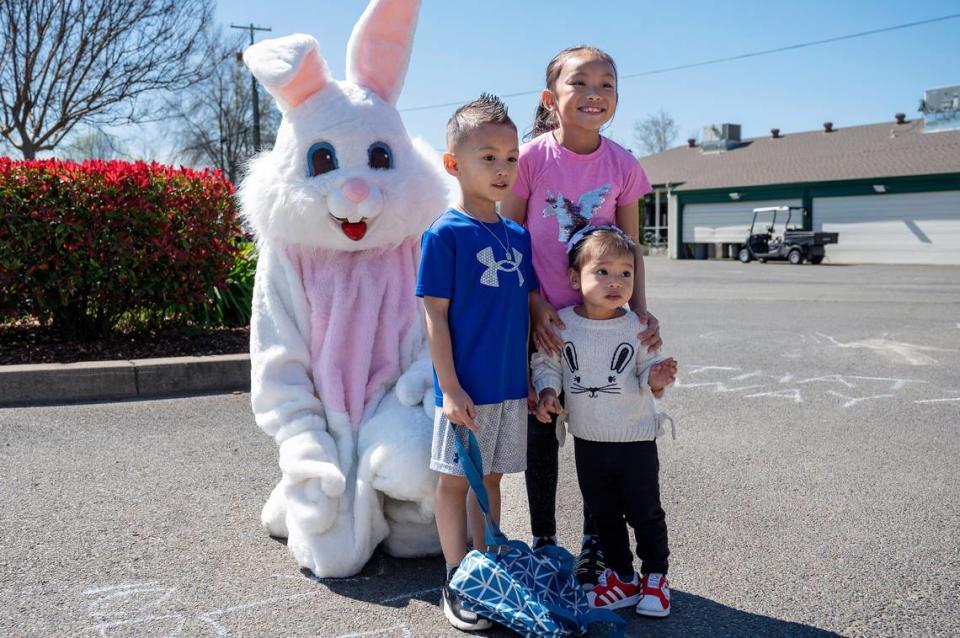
[329,214,368,241]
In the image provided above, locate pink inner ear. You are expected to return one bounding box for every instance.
[348,0,418,104]
[276,49,329,109]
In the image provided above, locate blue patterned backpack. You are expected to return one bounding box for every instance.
[447,425,625,637]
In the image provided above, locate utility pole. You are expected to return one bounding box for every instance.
[231,23,272,152]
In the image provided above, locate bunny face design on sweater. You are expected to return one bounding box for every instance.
[563,340,635,397]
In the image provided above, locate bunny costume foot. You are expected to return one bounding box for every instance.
[240,0,448,578]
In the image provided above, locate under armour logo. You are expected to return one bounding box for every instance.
[477,247,524,288]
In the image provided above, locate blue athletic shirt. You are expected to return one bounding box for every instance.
[416,208,538,407]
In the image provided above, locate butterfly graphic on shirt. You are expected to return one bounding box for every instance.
[542,184,612,242]
[563,340,635,397]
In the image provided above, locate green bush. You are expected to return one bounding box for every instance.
[0,158,241,337]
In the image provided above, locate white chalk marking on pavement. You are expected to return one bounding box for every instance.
[826,390,895,408]
[198,591,324,637]
[779,374,795,383]
[816,332,956,366]
[332,624,413,638]
[914,397,960,404]
[685,365,740,375]
[85,584,178,619]
[797,374,855,389]
[744,389,803,403]
[88,613,186,637]
[847,376,925,391]
[730,370,778,382]
[83,582,162,595]
[673,379,766,393]
[381,586,442,604]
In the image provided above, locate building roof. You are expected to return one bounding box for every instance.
[639,119,960,192]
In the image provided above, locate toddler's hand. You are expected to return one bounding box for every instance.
[649,357,677,393]
[443,386,479,432]
[536,389,562,424]
[636,309,662,353]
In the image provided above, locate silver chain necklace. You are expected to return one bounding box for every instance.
[459,205,513,262]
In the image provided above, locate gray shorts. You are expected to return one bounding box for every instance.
[430,399,527,476]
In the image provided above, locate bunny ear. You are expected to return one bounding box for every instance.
[610,343,635,374]
[346,0,420,104]
[243,34,332,112]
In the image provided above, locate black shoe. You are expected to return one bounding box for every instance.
[575,535,606,591]
[532,535,557,550]
[442,584,492,631]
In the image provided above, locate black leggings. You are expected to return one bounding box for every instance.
[524,407,596,538]
[573,437,669,576]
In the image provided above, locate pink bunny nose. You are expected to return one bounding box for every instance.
[342,178,369,203]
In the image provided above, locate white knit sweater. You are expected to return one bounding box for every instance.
[531,307,670,443]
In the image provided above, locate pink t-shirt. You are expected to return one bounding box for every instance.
[513,132,652,309]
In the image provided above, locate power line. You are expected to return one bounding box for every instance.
[398,13,960,113]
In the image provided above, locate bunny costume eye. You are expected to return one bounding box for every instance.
[307,142,339,176]
[368,142,393,170]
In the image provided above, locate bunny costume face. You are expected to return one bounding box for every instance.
[240,0,446,578]
[241,17,445,251]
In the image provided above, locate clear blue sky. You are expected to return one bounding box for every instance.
[220,0,959,154]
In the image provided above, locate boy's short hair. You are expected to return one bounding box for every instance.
[446,93,517,149]
[568,226,636,271]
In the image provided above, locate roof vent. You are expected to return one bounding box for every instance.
[895,113,907,124]
[687,138,697,148]
[823,122,834,133]
[771,128,781,138]
[700,123,741,153]
[921,85,960,133]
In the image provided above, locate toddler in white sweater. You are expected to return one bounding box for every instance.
[531,225,677,618]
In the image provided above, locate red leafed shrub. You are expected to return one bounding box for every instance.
[0,157,241,337]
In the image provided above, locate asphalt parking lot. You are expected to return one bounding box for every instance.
[2,258,958,637]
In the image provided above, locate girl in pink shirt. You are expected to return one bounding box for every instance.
[502,44,663,590]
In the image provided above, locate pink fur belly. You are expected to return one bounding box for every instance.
[285,238,420,428]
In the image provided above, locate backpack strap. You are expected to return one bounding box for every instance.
[449,423,510,548]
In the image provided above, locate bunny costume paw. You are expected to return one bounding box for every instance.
[240,0,448,578]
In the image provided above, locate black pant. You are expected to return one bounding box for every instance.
[525,407,596,538]
[574,438,669,576]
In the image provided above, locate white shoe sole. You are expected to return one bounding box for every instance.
[443,598,492,631]
[636,605,670,618]
[589,593,640,610]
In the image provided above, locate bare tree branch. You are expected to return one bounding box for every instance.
[634,109,679,156]
[169,33,279,183]
[0,0,216,158]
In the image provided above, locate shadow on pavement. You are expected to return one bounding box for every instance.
[312,548,839,637]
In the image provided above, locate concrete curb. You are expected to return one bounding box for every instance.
[0,354,250,407]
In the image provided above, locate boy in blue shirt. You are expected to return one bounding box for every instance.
[416,94,537,632]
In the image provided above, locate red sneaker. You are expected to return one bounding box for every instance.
[636,572,671,617]
[586,569,640,610]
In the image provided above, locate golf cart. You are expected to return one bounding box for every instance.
[738,206,838,265]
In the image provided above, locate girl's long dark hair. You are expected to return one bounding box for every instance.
[526,45,618,141]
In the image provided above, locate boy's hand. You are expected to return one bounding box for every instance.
[532,296,565,355]
[635,309,662,353]
[649,357,677,393]
[535,389,562,424]
[443,386,479,432]
[527,381,539,414]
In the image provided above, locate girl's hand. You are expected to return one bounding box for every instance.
[536,389,562,424]
[636,309,662,353]
[442,386,479,432]
[533,296,565,355]
[649,357,678,393]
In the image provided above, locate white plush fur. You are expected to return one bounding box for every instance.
[240,0,447,578]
